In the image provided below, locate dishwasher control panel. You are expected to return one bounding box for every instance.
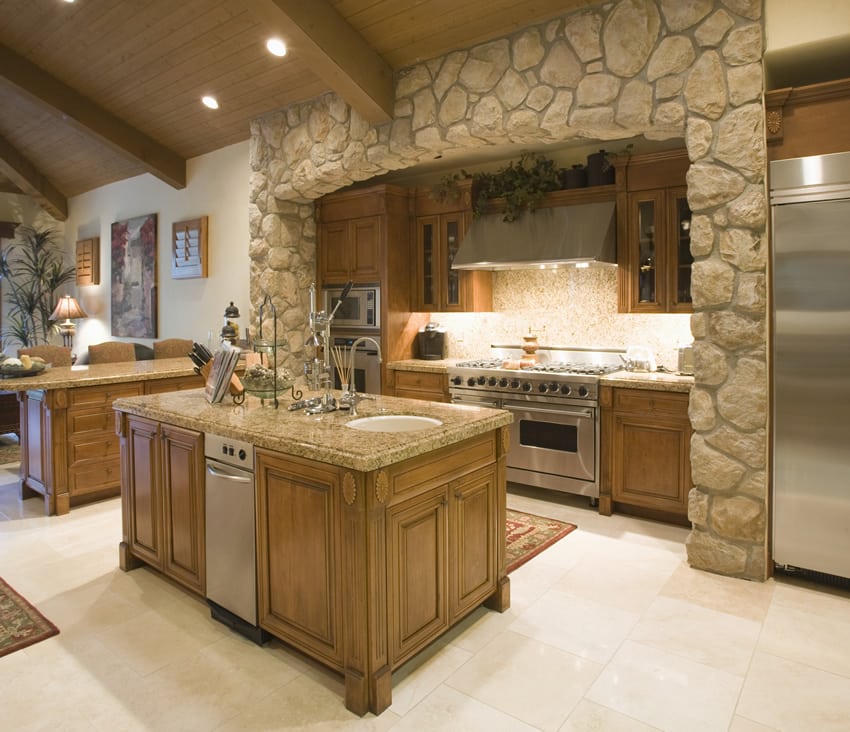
[204,433,254,471]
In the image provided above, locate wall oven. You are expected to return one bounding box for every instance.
[323,283,380,330]
[329,334,382,394]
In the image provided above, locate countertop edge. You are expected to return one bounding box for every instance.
[113,390,512,472]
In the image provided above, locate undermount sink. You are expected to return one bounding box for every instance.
[345,415,443,432]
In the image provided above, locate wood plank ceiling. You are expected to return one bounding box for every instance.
[0,0,596,219]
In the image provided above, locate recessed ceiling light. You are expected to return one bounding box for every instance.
[201,95,219,110]
[266,38,287,57]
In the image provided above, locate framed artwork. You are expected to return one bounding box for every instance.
[171,216,208,279]
[111,213,157,337]
[75,237,100,285]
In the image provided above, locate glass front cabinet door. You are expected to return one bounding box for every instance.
[622,187,692,314]
[415,212,468,312]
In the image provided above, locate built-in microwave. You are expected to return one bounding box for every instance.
[323,283,380,330]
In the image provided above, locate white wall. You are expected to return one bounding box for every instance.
[765,0,850,49]
[63,141,251,355]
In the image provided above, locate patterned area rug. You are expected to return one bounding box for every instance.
[0,433,20,465]
[0,577,59,657]
[506,509,577,573]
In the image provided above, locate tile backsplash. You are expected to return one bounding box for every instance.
[431,268,692,370]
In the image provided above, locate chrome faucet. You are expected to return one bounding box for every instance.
[347,336,382,416]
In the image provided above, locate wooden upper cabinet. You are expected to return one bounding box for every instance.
[316,184,411,286]
[319,216,382,283]
[413,185,492,313]
[618,150,692,314]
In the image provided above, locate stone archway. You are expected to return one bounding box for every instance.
[249,0,769,580]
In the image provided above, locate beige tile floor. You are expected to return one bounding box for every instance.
[2,464,850,731]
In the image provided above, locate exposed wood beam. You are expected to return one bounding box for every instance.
[0,133,68,221]
[246,0,394,124]
[0,43,186,190]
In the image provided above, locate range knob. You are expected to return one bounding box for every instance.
[521,382,532,392]
[548,382,560,393]
[560,384,572,395]
[488,376,498,386]
[450,376,462,385]
[467,377,476,387]
[510,379,520,389]
[538,383,548,393]
[477,376,487,385]
[578,385,589,397]
[499,378,509,388]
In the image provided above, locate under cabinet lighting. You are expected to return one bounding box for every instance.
[266,38,287,57]
[201,95,219,110]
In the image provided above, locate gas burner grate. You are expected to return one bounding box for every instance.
[524,362,621,375]
[455,358,505,369]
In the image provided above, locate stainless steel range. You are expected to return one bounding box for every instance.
[448,346,624,503]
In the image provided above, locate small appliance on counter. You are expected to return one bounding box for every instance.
[418,322,446,360]
[677,341,694,375]
[622,345,656,372]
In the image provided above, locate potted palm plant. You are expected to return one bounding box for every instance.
[0,226,76,348]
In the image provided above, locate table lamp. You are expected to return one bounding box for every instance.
[50,294,88,350]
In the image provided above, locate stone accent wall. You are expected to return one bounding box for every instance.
[249,0,769,580]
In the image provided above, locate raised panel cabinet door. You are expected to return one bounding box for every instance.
[160,425,205,593]
[350,216,382,280]
[387,485,448,665]
[22,391,46,487]
[611,412,691,517]
[125,416,162,568]
[449,465,497,620]
[319,220,351,282]
[255,450,344,667]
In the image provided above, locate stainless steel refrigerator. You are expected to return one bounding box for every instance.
[770,151,850,580]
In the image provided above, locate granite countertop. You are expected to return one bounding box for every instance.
[0,357,199,390]
[600,370,694,393]
[386,359,455,373]
[113,389,512,472]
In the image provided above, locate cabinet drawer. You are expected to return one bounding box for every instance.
[394,388,447,403]
[68,409,115,435]
[613,388,688,416]
[69,383,143,407]
[145,375,204,394]
[394,370,445,391]
[69,458,121,496]
[69,433,121,464]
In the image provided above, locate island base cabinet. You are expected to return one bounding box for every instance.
[119,415,205,595]
[254,432,509,717]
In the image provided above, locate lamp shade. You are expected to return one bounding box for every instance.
[50,295,88,321]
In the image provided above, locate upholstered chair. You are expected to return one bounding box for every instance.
[87,341,136,364]
[153,338,193,359]
[18,345,73,367]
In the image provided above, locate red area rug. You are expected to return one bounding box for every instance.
[506,509,577,573]
[0,577,59,657]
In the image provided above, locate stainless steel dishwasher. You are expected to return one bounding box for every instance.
[204,433,268,644]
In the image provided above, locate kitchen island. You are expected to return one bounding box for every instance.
[112,389,512,716]
[1,357,202,515]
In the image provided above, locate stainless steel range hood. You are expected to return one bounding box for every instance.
[451,200,617,270]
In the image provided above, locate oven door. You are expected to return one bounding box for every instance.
[503,399,597,495]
